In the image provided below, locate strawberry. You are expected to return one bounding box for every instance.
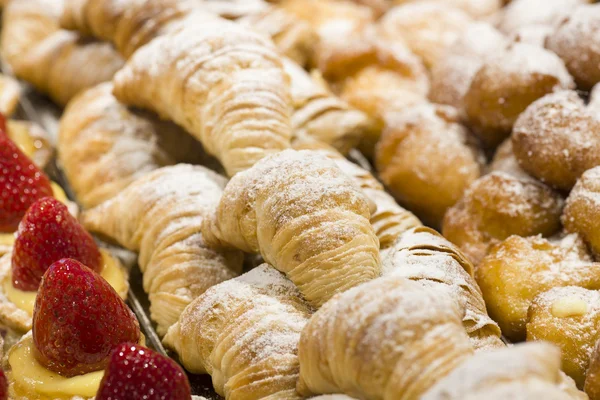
[0,368,6,400]
[96,343,192,400]
[0,112,7,135]
[32,258,141,377]
[12,197,102,291]
[0,134,52,232]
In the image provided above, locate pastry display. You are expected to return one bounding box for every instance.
[376,103,484,228]
[200,149,380,307]
[5,0,600,398]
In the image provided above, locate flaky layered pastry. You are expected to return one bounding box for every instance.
[58,82,209,209]
[202,149,381,307]
[297,275,474,400]
[82,165,244,335]
[382,227,503,351]
[164,264,312,400]
[1,0,123,106]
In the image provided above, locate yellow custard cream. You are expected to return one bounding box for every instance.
[0,182,70,248]
[4,250,127,316]
[9,336,103,398]
[8,122,37,158]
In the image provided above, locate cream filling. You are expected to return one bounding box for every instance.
[4,250,127,316]
[8,121,37,158]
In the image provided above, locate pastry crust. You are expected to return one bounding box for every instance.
[0,74,21,117]
[383,227,503,351]
[164,264,311,400]
[82,165,244,335]
[1,0,124,106]
[58,82,209,209]
[201,149,381,307]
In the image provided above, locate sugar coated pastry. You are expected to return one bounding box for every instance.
[1,0,123,106]
[297,275,474,400]
[563,167,600,256]
[390,0,502,19]
[512,90,600,191]
[488,139,532,180]
[164,264,312,400]
[202,149,381,307]
[443,172,563,266]
[82,165,244,335]
[477,233,600,341]
[382,227,503,351]
[376,103,484,228]
[585,340,600,399]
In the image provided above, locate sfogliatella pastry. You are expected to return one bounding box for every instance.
[442,171,563,266]
[464,42,574,149]
[297,275,474,400]
[292,134,422,250]
[0,75,21,117]
[201,149,381,307]
[382,227,503,351]
[376,103,484,228]
[58,82,210,209]
[527,286,600,388]
[8,259,141,399]
[422,342,582,400]
[164,264,311,400]
[477,233,600,341]
[0,197,127,333]
[1,0,124,106]
[512,90,600,191]
[82,165,244,335]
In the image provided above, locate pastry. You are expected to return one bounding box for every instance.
[512,90,600,191]
[382,227,503,351]
[1,0,124,106]
[0,74,21,117]
[464,42,574,149]
[563,166,600,256]
[585,340,600,400]
[422,342,582,400]
[8,259,141,399]
[389,0,502,19]
[58,82,210,209]
[200,149,381,307]
[476,233,600,341]
[292,135,422,250]
[82,165,244,335]
[164,264,311,400]
[442,172,563,266]
[488,138,532,180]
[377,3,473,69]
[527,286,600,388]
[376,103,484,228]
[0,197,127,333]
[297,275,474,400]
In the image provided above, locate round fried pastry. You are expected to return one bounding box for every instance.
[563,167,600,256]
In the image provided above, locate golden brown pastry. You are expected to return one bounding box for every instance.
[7,120,53,170]
[564,167,600,256]
[201,149,381,307]
[1,0,124,106]
[82,165,244,335]
[488,138,531,180]
[464,42,574,148]
[0,74,21,117]
[389,0,502,19]
[58,82,209,209]
[442,172,564,266]
[382,227,503,351]
[297,275,474,400]
[527,286,600,388]
[546,4,600,90]
[585,340,600,399]
[429,22,507,115]
[291,135,422,250]
[512,90,600,191]
[422,342,581,400]
[376,103,484,228]
[164,264,312,400]
[476,233,600,341]
[377,2,473,69]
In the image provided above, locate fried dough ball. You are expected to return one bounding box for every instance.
[378,2,473,69]
[546,5,600,91]
[429,22,507,115]
[588,83,600,116]
[488,139,531,180]
[563,167,600,256]
[527,286,600,388]
[375,103,484,228]
[442,172,563,266]
[585,340,600,400]
[497,0,591,35]
[464,42,574,149]
[512,90,600,191]
[477,234,600,342]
